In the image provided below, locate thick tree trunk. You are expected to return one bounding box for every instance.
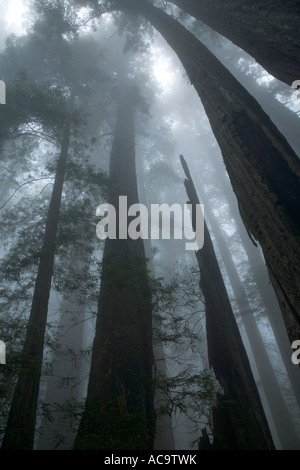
[1,118,72,450]
[74,88,155,450]
[117,0,300,348]
[167,0,300,86]
[180,155,274,450]
[217,53,300,157]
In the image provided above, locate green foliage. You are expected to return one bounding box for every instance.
[156,367,218,424]
[36,262,220,450]
[32,0,80,41]
[0,0,222,450]
[150,266,204,348]
[0,140,109,446]
[38,399,85,448]
[149,265,219,443]
[0,72,69,147]
[72,0,155,54]
[75,400,154,450]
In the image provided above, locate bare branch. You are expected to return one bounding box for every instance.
[0,177,55,211]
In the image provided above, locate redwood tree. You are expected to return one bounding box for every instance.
[106,0,300,347]
[1,93,76,448]
[1,109,73,450]
[75,0,300,351]
[166,0,300,86]
[74,87,155,450]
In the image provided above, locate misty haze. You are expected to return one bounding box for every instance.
[0,0,300,453]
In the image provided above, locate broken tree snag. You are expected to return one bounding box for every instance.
[180,154,274,450]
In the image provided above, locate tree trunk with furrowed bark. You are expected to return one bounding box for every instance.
[167,0,300,86]
[114,0,300,349]
[74,88,155,450]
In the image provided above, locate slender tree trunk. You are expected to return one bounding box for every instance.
[199,188,300,449]
[167,0,300,86]
[1,117,72,450]
[74,88,155,450]
[180,155,274,450]
[117,0,300,347]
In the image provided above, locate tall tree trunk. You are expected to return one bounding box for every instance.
[116,0,300,347]
[167,0,300,86]
[74,88,155,450]
[1,116,72,450]
[199,187,300,449]
[180,155,274,450]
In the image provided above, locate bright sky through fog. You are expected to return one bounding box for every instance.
[152,46,176,93]
[3,0,177,94]
[4,0,28,34]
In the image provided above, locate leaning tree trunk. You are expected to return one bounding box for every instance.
[1,116,72,450]
[166,0,300,86]
[180,155,275,450]
[74,88,155,450]
[115,0,300,347]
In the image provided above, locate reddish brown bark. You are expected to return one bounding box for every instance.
[74,88,155,450]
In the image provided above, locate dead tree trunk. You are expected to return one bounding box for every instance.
[180,154,274,450]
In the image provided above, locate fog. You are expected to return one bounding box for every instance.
[0,0,300,452]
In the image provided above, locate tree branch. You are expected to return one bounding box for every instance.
[0,177,55,210]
